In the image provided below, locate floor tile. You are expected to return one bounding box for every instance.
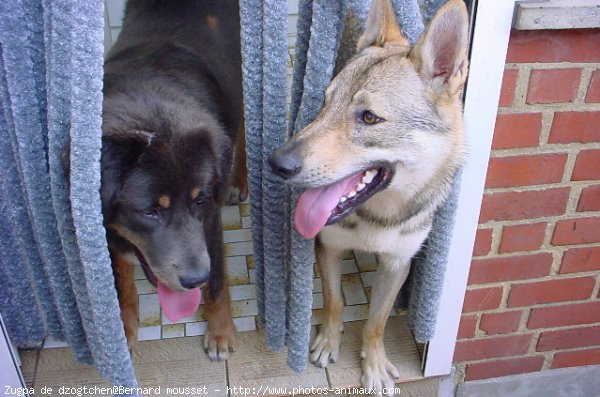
[139,294,161,327]
[138,326,162,341]
[18,349,38,387]
[341,273,368,306]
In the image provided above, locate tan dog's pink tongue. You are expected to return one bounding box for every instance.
[294,173,363,239]
[157,281,201,322]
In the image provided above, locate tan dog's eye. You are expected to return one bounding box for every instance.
[360,110,383,125]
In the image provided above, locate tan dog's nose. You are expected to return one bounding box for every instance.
[269,145,302,180]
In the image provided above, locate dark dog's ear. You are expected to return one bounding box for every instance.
[100,131,153,216]
[410,0,469,96]
[357,0,409,52]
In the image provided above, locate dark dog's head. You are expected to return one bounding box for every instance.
[101,114,228,294]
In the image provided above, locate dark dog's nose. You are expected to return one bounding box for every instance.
[179,270,210,289]
[268,146,302,180]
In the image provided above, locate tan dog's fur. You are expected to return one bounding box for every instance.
[273,0,469,394]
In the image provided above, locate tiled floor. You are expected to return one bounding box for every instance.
[20,202,426,395]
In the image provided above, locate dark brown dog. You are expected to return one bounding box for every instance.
[101,0,247,360]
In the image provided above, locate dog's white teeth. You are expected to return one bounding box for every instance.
[340,196,347,203]
[347,191,356,198]
[357,183,366,192]
[362,169,377,184]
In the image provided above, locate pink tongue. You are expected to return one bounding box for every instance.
[294,172,363,239]
[157,281,202,322]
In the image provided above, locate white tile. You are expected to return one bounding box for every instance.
[248,269,256,284]
[135,279,156,294]
[138,326,161,341]
[139,294,161,327]
[313,278,322,293]
[230,284,256,301]
[134,264,146,280]
[355,251,379,272]
[360,271,376,288]
[231,300,258,318]
[312,293,323,309]
[341,258,358,274]
[162,324,185,339]
[241,216,252,229]
[342,274,368,306]
[221,206,242,230]
[161,307,204,325]
[226,256,249,285]
[233,316,256,333]
[224,229,253,243]
[186,322,207,337]
[43,336,68,349]
[342,304,370,322]
[225,241,254,257]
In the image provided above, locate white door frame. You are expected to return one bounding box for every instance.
[424,0,518,377]
[0,314,28,392]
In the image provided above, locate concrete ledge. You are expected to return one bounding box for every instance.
[513,0,600,30]
[456,365,600,397]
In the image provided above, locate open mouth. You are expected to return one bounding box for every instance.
[294,166,394,239]
[130,243,201,322]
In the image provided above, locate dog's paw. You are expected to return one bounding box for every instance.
[360,347,399,396]
[203,330,236,361]
[309,324,343,368]
[226,185,248,205]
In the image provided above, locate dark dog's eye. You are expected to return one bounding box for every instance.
[359,110,383,125]
[195,192,211,206]
[142,208,160,220]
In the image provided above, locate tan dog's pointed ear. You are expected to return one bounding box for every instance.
[357,0,409,52]
[411,0,469,95]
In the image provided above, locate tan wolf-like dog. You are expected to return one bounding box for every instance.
[269,0,469,393]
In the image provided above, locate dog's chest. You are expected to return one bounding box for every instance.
[320,213,431,262]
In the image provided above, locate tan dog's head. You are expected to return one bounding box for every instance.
[269,0,469,239]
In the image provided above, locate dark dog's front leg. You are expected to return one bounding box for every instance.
[203,211,237,361]
[111,249,139,350]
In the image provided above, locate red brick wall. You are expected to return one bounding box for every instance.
[453,29,600,382]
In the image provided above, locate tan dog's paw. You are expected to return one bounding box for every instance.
[226,185,248,205]
[203,329,237,361]
[360,346,399,396]
[310,324,343,368]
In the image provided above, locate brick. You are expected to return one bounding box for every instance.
[486,154,567,189]
[499,69,518,107]
[462,287,503,313]
[507,277,596,307]
[454,334,533,362]
[577,185,600,212]
[480,310,522,335]
[572,149,600,181]
[549,111,600,144]
[528,301,600,329]
[499,222,546,253]
[586,69,600,103]
[537,325,600,351]
[479,188,570,223]
[492,113,541,150]
[472,228,493,257]
[551,347,600,369]
[506,29,600,63]
[560,246,600,274]
[527,69,581,104]
[457,314,479,339]
[468,253,552,284]
[552,217,600,246]
[464,356,544,381]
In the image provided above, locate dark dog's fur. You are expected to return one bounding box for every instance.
[100,0,246,360]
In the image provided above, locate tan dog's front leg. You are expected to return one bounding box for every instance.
[203,281,237,361]
[310,239,345,367]
[361,255,411,396]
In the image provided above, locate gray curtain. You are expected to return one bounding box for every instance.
[0,1,137,394]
